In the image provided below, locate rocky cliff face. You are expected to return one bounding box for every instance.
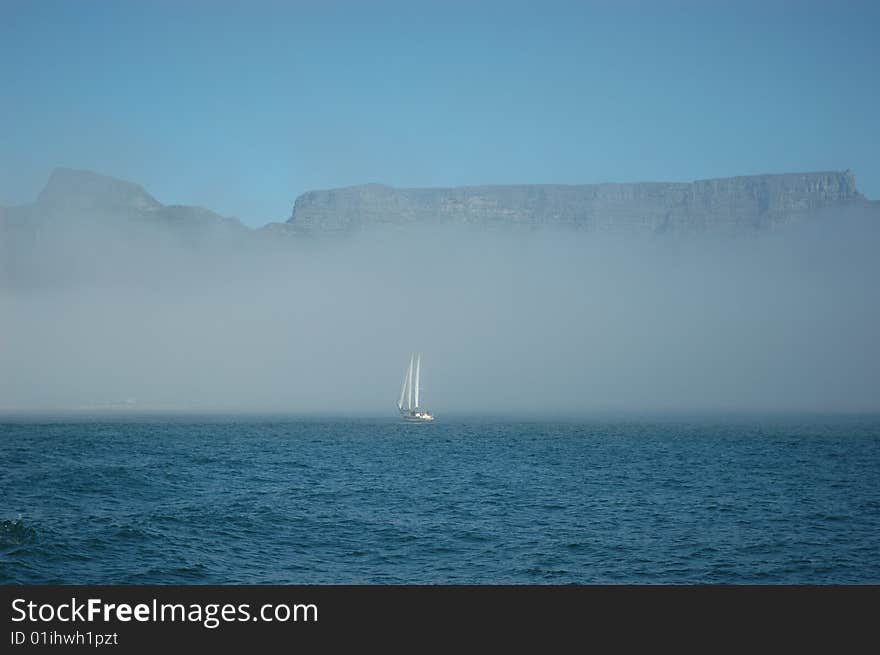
[285,171,864,234]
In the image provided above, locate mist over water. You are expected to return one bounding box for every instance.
[2,209,879,415]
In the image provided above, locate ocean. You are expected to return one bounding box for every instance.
[1,415,878,584]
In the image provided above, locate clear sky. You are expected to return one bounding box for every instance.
[1,0,877,227]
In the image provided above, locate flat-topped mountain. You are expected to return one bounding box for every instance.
[2,167,876,289]
[1,168,874,247]
[283,171,865,235]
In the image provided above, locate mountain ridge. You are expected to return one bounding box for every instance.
[282,170,865,235]
[1,167,873,238]
[2,167,248,241]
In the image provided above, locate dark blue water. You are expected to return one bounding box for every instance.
[1,416,878,584]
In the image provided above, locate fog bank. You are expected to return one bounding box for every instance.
[2,211,879,415]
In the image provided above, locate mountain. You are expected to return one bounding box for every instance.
[283,171,867,235]
[2,167,247,244]
[0,168,251,287]
[3,166,876,289]
[36,167,163,214]
[2,168,874,248]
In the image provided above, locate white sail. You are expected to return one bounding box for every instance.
[414,353,421,409]
[397,352,433,421]
[398,358,411,411]
[406,353,414,411]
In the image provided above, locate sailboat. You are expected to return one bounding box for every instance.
[398,353,434,422]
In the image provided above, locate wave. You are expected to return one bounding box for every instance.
[0,517,37,548]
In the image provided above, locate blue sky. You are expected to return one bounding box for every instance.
[1,0,877,226]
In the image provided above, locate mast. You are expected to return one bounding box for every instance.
[398,359,410,411]
[407,353,414,411]
[414,353,421,409]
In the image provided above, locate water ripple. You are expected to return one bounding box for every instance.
[1,415,878,583]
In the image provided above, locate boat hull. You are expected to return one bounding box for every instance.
[401,413,434,422]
